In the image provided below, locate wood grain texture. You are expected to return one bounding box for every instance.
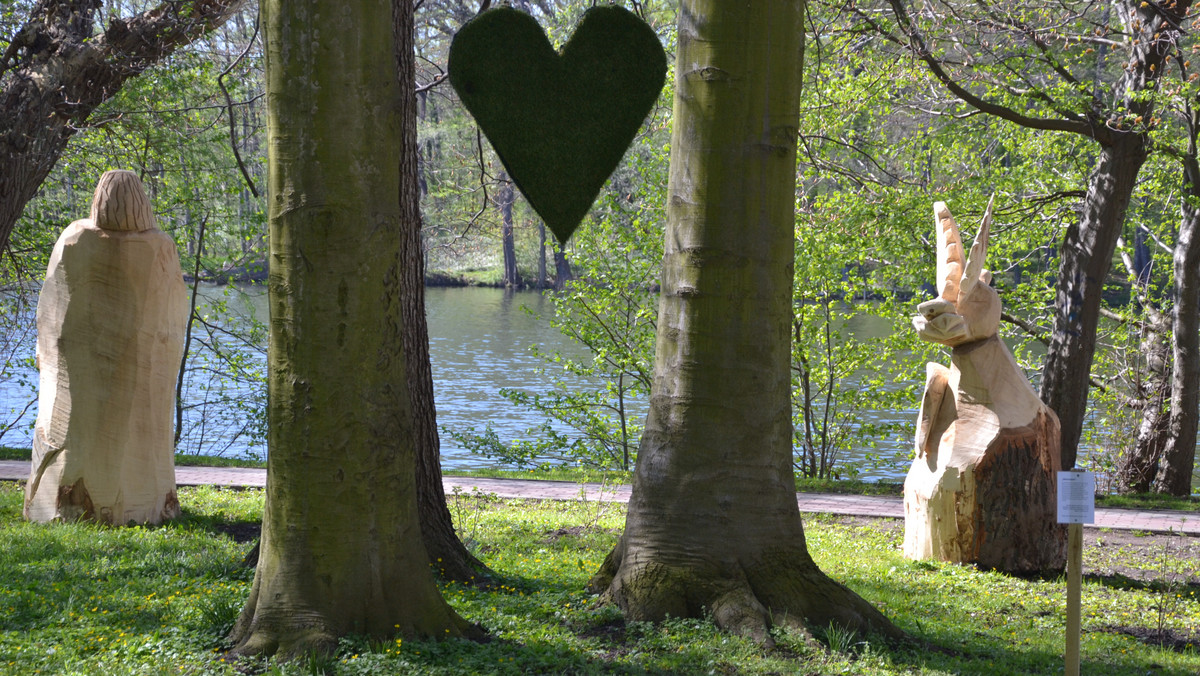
[25,171,187,525]
[904,201,1065,574]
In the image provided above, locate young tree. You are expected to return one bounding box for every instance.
[588,0,900,644]
[0,0,249,260]
[230,0,474,657]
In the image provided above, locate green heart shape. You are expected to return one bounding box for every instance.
[448,6,667,244]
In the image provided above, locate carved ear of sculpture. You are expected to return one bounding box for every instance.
[958,194,992,304]
[933,202,966,304]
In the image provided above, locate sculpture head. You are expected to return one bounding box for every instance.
[912,198,1001,347]
[90,170,155,232]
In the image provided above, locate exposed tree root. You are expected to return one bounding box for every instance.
[589,538,903,648]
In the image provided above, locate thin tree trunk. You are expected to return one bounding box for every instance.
[499,172,519,287]
[1155,156,1200,495]
[537,222,548,290]
[1116,318,1170,493]
[230,0,474,657]
[589,0,900,645]
[552,241,572,291]
[395,0,492,583]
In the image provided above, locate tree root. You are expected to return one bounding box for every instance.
[589,541,903,648]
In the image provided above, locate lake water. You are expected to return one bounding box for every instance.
[0,286,644,472]
[7,285,1193,489]
[0,285,914,478]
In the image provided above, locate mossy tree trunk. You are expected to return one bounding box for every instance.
[588,0,900,645]
[229,0,474,658]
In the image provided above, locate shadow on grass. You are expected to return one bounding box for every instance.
[845,575,1198,675]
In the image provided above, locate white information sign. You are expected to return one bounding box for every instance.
[1057,471,1096,525]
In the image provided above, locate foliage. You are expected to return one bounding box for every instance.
[448,111,667,472]
[175,285,268,461]
[9,4,267,461]
[0,484,1196,674]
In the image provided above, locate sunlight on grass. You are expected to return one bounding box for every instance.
[0,482,1195,674]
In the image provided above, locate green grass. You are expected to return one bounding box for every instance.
[173,454,266,469]
[445,466,634,485]
[795,476,904,496]
[0,447,29,461]
[0,448,266,469]
[6,446,1195,507]
[1097,491,1200,513]
[0,482,1196,674]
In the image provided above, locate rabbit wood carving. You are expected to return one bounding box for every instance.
[904,199,1066,574]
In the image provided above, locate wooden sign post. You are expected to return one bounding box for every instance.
[1057,469,1095,676]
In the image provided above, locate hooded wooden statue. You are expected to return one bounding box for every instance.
[904,199,1066,574]
[25,170,188,525]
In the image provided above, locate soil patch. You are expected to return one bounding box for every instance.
[1104,625,1200,653]
[213,520,261,544]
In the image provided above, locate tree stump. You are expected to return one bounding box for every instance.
[904,200,1066,575]
[25,170,188,525]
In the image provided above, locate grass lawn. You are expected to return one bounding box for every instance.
[0,481,1197,674]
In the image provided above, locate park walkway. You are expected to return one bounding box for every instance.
[0,460,1195,535]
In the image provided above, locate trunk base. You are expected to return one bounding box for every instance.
[589,537,903,647]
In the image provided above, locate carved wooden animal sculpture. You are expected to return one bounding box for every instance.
[904,199,1066,574]
[25,170,187,525]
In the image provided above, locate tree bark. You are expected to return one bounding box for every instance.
[588,0,900,645]
[1116,317,1171,493]
[394,0,492,584]
[552,240,572,291]
[0,0,249,260]
[1041,134,1149,469]
[230,0,474,657]
[537,222,548,289]
[498,171,520,287]
[1154,156,1200,495]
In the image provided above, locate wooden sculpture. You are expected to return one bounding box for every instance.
[25,170,188,525]
[904,199,1065,574]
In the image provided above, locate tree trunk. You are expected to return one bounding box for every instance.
[1116,319,1171,493]
[552,240,572,291]
[394,0,492,584]
[499,172,520,287]
[230,0,474,657]
[0,0,249,261]
[1155,156,1200,495]
[537,222,548,289]
[1040,134,1149,468]
[588,0,900,645]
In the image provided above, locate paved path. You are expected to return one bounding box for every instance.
[2,460,1195,534]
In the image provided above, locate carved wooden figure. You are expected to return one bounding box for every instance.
[904,199,1066,574]
[25,170,188,525]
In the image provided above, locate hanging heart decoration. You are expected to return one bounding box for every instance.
[448,6,667,244]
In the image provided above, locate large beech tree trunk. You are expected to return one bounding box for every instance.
[230,0,474,657]
[588,0,900,645]
[0,0,249,259]
[394,0,491,584]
